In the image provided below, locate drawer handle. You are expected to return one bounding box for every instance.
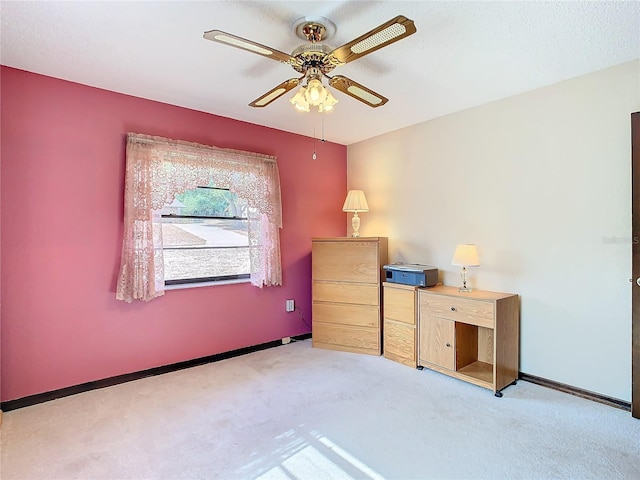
[446,343,452,348]
[450,307,456,312]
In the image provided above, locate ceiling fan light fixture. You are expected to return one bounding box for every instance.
[290,80,337,113]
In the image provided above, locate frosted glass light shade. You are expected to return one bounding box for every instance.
[290,87,310,112]
[318,89,338,112]
[342,190,369,212]
[451,244,480,266]
[306,78,326,106]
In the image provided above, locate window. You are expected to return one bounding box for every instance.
[161,186,250,284]
[116,133,282,303]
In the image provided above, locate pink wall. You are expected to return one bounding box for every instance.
[0,66,347,402]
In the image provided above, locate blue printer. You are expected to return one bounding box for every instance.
[383,263,438,287]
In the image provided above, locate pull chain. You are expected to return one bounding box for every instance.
[312,123,317,160]
[312,115,327,160]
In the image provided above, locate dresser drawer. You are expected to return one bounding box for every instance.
[313,303,380,328]
[312,241,379,283]
[420,294,494,328]
[313,323,380,351]
[313,281,379,306]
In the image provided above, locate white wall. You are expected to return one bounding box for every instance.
[348,60,640,401]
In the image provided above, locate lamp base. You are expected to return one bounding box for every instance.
[350,212,361,238]
[459,266,472,293]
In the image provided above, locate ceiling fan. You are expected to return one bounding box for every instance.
[203,15,417,112]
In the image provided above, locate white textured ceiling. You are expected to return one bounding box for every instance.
[1,1,639,145]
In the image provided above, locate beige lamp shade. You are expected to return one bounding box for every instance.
[342,190,369,212]
[343,190,369,238]
[451,244,480,266]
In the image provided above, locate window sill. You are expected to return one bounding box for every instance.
[164,277,251,291]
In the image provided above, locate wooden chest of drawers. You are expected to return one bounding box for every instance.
[312,237,388,355]
[418,286,519,396]
[383,282,418,367]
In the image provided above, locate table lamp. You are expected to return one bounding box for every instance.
[451,244,480,292]
[342,190,369,238]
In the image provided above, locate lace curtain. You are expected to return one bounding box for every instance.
[116,133,282,303]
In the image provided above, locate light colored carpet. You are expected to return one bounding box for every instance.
[1,339,638,479]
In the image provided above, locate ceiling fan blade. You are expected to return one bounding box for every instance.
[249,78,301,108]
[203,30,295,64]
[328,75,388,108]
[329,15,417,64]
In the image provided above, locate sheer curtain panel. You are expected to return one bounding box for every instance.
[116,133,282,303]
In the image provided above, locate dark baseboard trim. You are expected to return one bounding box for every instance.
[519,372,631,412]
[0,333,312,412]
[3,342,630,414]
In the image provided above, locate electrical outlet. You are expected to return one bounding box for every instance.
[285,299,295,312]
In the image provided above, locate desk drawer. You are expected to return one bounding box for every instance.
[384,320,416,361]
[383,286,416,325]
[420,294,494,328]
